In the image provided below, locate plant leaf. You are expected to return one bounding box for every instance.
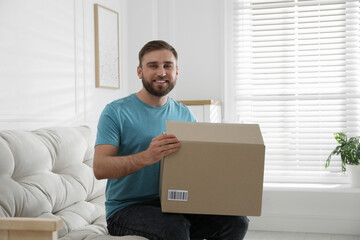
[325,155,331,168]
[334,133,347,144]
[332,145,341,156]
[325,145,342,168]
[327,133,360,171]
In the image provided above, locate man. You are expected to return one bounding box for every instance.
[94,40,249,239]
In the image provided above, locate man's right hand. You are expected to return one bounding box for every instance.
[143,133,181,165]
[94,133,180,180]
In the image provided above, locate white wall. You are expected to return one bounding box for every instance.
[0,0,83,129]
[253,184,360,235]
[0,0,128,133]
[0,0,223,132]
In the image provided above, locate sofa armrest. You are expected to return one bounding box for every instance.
[0,217,63,240]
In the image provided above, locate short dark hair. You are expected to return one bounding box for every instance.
[138,40,178,67]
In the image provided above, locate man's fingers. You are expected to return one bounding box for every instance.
[161,145,180,157]
[155,133,179,145]
[146,133,181,163]
[157,133,177,140]
[160,141,181,152]
[161,137,180,151]
[162,138,180,146]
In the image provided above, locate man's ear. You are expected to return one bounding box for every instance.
[137,66,142,79]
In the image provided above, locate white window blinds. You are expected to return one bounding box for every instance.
[230,0,360,183]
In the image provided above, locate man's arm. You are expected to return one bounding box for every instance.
[93,133,180,179]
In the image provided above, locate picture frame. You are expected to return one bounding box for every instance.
[94,4,120,89]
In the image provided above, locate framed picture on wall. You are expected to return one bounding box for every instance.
[94,4,120,89]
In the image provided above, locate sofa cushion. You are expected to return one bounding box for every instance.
[0,126,147,240]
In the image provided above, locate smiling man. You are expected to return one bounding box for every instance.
[138,48,176,99]
[93,40,249,240]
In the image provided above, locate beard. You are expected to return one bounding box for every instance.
[142,75,176,97]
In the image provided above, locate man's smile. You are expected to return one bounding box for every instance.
[153,79,169,84]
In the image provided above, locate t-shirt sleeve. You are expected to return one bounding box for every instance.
[95,104,121,148]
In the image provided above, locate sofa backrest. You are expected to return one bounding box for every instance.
[0,126,106,237]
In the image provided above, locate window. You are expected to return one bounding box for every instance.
[226,0,360,183]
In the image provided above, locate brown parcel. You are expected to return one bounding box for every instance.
[160,121,265,216]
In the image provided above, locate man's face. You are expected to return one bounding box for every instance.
[137,49,178,97]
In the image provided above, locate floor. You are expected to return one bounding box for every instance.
[245,231,360,240]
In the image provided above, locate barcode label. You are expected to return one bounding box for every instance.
[168,190,188,201]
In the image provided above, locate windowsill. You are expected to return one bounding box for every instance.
[263,182,360,193]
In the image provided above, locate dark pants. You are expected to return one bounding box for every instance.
[107,199,249,240]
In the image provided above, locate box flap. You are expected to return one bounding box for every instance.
[166,121,264,145]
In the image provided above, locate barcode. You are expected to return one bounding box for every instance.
[168,190,188,201]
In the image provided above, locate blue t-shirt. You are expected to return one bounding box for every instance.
[95,93,196,220]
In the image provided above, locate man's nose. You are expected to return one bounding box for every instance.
[156,67,166,76]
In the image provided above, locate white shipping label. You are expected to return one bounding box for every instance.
[168,190,188,201]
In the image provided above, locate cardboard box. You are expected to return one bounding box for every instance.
[160,121,265,216]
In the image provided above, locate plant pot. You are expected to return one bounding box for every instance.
[347,164,360,188]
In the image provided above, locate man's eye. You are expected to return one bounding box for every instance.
[164,65,172,69]
[149,65,157,68]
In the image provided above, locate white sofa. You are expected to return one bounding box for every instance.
[0,126,147,240]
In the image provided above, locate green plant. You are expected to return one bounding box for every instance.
[325,133,360,172]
